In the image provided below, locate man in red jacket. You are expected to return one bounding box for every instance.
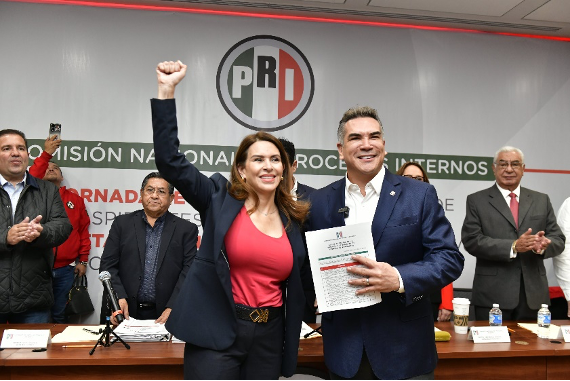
[29,137,91,323]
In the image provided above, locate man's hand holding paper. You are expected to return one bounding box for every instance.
[347,255,401,294]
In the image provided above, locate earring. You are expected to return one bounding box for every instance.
[281,176,284,181]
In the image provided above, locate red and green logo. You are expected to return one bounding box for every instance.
[217,35,314,131]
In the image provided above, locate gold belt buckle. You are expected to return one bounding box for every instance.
[249,308,269,323]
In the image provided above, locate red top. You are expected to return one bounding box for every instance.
[28,151,91,268]
[440,283,454,310]
[224,207,293,307]
[28,150,52,178]
[550,286,565,299]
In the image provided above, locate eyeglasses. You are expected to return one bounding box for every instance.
[494,160,523,170]
[143,187,169,196]
[403,175,424,182]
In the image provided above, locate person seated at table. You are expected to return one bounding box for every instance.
[99,172,198,325]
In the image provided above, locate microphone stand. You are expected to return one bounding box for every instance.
[90,298,130,355]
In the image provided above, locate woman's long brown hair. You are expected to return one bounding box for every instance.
[228,132,310,229]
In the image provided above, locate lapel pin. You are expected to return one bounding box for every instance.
[390,191,395,196]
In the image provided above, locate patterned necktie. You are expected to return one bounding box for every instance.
[509,192,519,229]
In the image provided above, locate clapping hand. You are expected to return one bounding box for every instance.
[7,215,43,245]
[515,229,550,254]
[532,231,551,254]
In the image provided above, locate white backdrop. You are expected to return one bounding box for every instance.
[1,1,569,324]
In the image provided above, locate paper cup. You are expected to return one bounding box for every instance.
[452,298,470,334]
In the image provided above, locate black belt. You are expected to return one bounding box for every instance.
[235,304,281,323]
[138,302,156,309]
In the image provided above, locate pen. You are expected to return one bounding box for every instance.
[83,328,101,335]
[508,328,515,333]
[62,345,94,348]
[303,326,322,339]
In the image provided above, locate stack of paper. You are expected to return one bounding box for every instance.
[113,318,171,342]
[517,323,563,339]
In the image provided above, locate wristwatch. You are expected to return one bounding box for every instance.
[79,261,88,266]
[511,240,518,254]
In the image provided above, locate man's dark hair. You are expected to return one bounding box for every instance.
[141,172,174,194]
[0,129,28,150]
[278,138,295,166]
[337,106,383,144]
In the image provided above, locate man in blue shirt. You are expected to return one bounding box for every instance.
[0,129,71,323]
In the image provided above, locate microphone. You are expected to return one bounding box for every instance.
[99,271,124,324]
[338,206,350,218]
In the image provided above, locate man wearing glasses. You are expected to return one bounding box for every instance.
[99,172,198,324]
[462,146,565,321]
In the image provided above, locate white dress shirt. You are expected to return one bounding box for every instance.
[554,197,570,300]
[344,167,404,292]
[344,167,384,227]
[291,178,298,201]
[0,173,26,220]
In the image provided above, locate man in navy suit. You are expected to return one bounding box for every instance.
[279,137,317,323]
[306,106,463,379]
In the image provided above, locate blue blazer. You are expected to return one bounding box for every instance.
[151,99,308,377]
[306,170,464,379]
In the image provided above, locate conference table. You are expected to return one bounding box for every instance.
[1,321,570,379]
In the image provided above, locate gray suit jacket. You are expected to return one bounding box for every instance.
[461,184,565,310]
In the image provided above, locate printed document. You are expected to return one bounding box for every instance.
[305,222,382,313]
[113,317,171,342]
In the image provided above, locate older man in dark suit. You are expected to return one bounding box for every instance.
[462,146,565,321]
[306,107,463,379]
[100,172,198,324]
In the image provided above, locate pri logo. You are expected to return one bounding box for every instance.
[336,231,343,239]
[217,35,314,131]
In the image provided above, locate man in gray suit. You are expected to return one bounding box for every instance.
[462,146,565,320]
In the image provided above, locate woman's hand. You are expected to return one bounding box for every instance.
[156,60,187,99]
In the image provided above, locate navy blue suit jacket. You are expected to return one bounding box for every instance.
[306,170,464,379]
[152,99,308,377]
[297,182,315,201]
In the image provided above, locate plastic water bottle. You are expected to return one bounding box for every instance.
[537,304,551,339]
[489,304,502,326]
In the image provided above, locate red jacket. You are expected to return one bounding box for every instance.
[29,151,91,268]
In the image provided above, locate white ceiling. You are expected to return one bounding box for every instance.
[107,0,570,39]
[22,0,568,38]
